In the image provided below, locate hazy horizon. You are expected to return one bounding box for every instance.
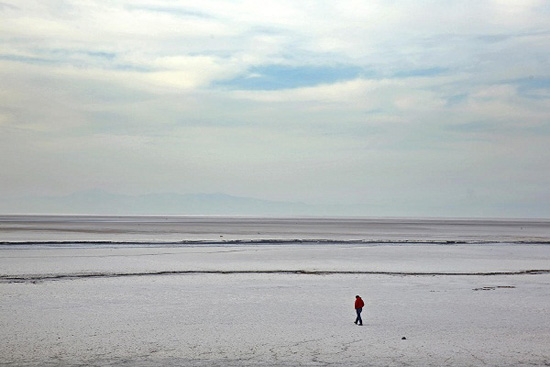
[1,189,550,219]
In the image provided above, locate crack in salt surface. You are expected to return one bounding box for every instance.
[2,269,549,284]
[459,346,488,365]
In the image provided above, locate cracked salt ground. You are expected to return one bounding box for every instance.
[1,272,549,366]
[1,231,549,366]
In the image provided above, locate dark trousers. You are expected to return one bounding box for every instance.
[355,308,363,325]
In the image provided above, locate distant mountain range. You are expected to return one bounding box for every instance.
[1,189,326,216]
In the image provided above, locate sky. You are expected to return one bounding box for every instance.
[1,0,549,218]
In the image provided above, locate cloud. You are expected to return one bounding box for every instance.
[1,0,549,216]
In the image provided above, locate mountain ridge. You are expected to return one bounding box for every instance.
[1,189,317,216]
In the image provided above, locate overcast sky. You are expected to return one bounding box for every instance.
[1,0,549,217]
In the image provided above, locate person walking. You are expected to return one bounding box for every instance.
[354,295,364,325]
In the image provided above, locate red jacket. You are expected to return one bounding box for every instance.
[355,297,364,309]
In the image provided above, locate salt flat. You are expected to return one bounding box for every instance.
[1,242,549,366]
[2,216,550,243]
[1,272,549,366]
[1,242,549,278]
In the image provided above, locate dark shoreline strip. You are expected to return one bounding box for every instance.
[2,269,549,283]
[2,239,550,246]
